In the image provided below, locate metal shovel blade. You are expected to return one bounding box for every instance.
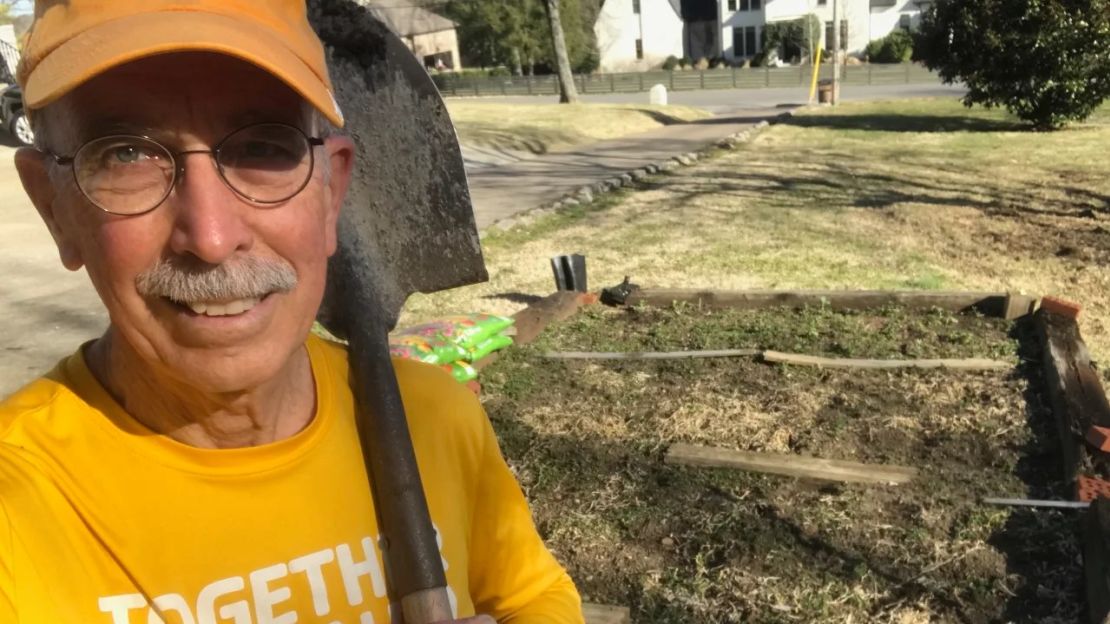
[311,0,487,334]
[308,1,488,621]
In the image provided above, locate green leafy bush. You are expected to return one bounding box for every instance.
[914,0,1110,130]
[865,30,913,63]
[661,55,680,71]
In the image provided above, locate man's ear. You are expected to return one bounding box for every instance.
[322,135,355,257]
[15,147,84,271]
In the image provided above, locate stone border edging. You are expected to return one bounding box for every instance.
[483,109,798,233]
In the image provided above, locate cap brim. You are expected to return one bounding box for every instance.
[23,10,344,127]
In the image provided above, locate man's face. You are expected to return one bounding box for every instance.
[17,53,354,392]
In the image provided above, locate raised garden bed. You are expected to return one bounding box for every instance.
[479,289,1110,623]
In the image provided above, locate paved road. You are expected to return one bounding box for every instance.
[466,83,967,228]
[468,106,789,228]
[0,144,108,397]
[0,82,968,396]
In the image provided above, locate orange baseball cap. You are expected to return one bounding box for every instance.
[18,0,345,127]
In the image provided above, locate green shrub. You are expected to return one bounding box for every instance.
[680,56,692,68]
[914,0,1110,129]
[865,30,913,63]
[662,55,680,71]
[574,48,601,74]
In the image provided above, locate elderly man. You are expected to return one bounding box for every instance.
[0,1,582,622]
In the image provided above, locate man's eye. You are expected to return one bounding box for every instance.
[110,146,157,164]
[242,141,285,158]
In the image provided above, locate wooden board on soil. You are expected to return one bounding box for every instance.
[479,302,1081,623]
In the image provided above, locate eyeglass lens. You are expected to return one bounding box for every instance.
[74,124,315,215]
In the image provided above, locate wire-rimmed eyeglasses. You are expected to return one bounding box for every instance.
[44,123,325,216]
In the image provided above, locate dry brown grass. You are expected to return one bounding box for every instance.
[446,101,713,153]
[404,99,1110,361]
[481,306,1080,622]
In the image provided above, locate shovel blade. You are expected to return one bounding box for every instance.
[310,0,487,337]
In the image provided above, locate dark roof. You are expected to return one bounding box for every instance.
[357,0,456,37]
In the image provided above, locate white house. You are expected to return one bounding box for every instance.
[595,0,928,70]
[722,0,930,62]
[357,0,462,69]
[595,0,685,72]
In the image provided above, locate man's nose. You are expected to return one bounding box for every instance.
[166,152,254,264]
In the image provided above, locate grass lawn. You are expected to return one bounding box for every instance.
[445,101,713,153]
[403,98,1110,364]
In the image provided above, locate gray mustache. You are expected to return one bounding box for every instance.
[136,256,298,303]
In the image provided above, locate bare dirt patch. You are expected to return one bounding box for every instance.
[481,305,1082,623]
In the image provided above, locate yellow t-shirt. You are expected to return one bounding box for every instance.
[0,335,582,624]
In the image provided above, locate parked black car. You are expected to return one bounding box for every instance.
[1,84,33,146]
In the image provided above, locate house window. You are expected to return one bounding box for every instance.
[727,0,737,11]
[732,26,759,57]
[737,0,760,9]
[750,0,761,9]
[825,19,848,50]
[817,0,827,4]
[899,14,912,31]
[635,38,644,59]
[633,0,641,14]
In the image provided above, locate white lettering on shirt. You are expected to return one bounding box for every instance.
[196,576,250,624]
[97,535,452,623]
[148,594,196,624]
[99,594,146,624]
[335,538,387,606]
[250,563,297,624]
[288,548,335,616]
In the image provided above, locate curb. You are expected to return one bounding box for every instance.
[483,109,797,234]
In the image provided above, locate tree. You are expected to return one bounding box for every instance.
[445,0,599,76]
[762,14,821,63]
[543,0,579,103]
[914,0,1110,130]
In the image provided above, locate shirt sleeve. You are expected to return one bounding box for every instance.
[465,409,584,624]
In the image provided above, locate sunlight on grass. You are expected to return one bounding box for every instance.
[446,101,713,153]
[405,99,1110,359]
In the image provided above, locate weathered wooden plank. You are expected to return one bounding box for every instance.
[474,291,593,373]
[761,351,1012,371]
[512,292,593,346]
[983,497,1090,510]
[583,602,631,624]
[665,443,917,485]
[543,349,760,360]
[626,288,1013,317]
[1003,293,1038,320]
[1083,498,1110,624]
[1036,309,1110,485]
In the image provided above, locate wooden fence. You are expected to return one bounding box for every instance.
[434,63,939,97]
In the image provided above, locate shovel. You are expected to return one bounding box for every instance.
[309,2,488,622]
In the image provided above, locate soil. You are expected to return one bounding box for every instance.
[480,305,1083,623]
